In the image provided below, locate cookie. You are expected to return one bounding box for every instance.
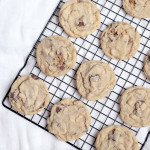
[36,35,77,77]
[47,98,91,141]
[95,125,139,150]
[9,75,50,115]
[123,0,150,18]
[76,60,116,101]
[101,22,140,60]
[120,86,150,127]
[144,52,150,80]
[59,0,100,38]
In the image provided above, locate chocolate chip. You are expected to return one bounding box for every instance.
[31,74,39,80]
[56,107,62,113]
[114,32,118,36]
[77,0,82,2]
[9,92,19,101]
[78,17,85,26]
[129,0,136,5]
[60,65,65,70]
[40,102,45,108]
[9,92,14,99]
[112,129,115,134]
[78,22,84,27]
[109,37,113,42]
[128,38,132,45]
[133,100,145,116]
[148,55,150,62]
[108,129,116,141]
[114,23,118,28]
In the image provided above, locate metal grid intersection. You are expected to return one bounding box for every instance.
[2,0,150,149]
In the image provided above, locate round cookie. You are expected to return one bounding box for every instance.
[36,35,77,77]
[144,52,150,80]
[9,75,50,115]
[101,22,140,60]
[120,86,150,127]
[76,60,116,101]
[47,98,91,141]
[123,0,150,18]
[59,0,100,38]
[95,125,139,150]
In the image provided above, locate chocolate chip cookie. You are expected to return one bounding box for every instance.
[76,60,116,101]
[144,52,150,80]
[120,86,150,127]
[123,0,150,18]
[9,75,50,115]
[36,35,77,77]
[47,98,91,141]
[95,125,139,150]
[59,0,101,37]
[101,22,140,60]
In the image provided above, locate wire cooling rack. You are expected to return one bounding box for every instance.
[2,0,150,149]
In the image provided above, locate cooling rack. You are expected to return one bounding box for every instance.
[2,0,150,149]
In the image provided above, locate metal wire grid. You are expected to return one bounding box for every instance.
[2,0,150,149]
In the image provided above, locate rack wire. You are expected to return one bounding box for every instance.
[2,0,150,149]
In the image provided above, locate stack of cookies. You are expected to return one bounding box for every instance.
[9,0,150,149]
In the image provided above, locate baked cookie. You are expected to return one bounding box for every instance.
[95,125,139,150]
[36,35,77,77]
[144,52,150,80]
[59,0,100,38]
[120,86,150,127]
[101,22,140,60]
[76,60,116,101]
[9,75,50,115]
[123,0,150,18]
[47,98,91,141]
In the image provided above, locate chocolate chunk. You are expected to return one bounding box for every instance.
[60,65,65,70]
[77,0,82,2]
[56,107,62,113]
[31,74,39,80]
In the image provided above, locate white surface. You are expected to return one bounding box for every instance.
[0,0,75,150]
[0,0,150,150]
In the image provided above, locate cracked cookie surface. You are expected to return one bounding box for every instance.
[9,75,50,115]
[101,22,140,60]
[76,60,116,101]
[123,0,150,18]
[47,98,91,141]
[120,86,150,127]
[95,125,139,150]
[36,35,77,77]
[144,52,150,80]
[59,0,101,37]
